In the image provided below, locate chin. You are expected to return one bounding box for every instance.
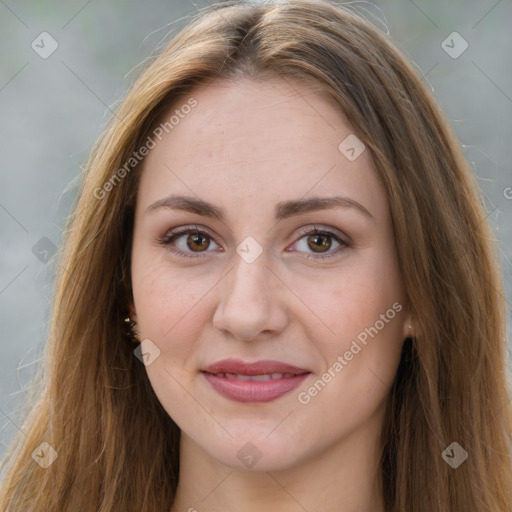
[198,434,308,472]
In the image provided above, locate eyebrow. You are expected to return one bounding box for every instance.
[145,194,374,221]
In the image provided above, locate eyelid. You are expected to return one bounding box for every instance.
[158,223,350,259]
[293,224,349,244]
[287,225,349,260]
[157,225,222,257]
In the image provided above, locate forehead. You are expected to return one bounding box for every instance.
[136,77,386,221]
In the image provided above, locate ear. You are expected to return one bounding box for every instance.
[401,309,414,339]
[127,300,137,322]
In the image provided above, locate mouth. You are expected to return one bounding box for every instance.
[205,372,300,381]
[201,359,311,403]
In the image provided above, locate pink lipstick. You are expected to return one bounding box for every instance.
[201,359,310,403]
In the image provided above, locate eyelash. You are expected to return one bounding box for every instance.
[157,225,349,260]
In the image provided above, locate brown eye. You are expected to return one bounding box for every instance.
[307,233,332,253]
[292,227,348,260]
[186,232,210,252]
[159,227,221,258]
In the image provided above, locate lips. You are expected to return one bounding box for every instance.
[202,359,309,376]
[201,358,311,403]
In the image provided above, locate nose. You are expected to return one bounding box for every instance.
[212,250,289,341]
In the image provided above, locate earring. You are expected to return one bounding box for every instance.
[124,316,141,343]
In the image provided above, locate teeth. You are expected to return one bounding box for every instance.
[251,374,272,381]
[217,372,295,381]
[231,373,251,381]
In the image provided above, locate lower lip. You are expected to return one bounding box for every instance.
[202,372,310,403]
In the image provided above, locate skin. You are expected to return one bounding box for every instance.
[130,77,412,512]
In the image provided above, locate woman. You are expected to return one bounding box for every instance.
[1,0,511,510]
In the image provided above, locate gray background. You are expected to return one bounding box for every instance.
[1,0,511,462]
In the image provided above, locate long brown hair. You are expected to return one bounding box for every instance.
[1,0,511,510]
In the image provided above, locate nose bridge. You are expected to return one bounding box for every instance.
[212,246,288,340]
[230,248,269,302]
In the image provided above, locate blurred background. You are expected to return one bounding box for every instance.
[1,0,511,461]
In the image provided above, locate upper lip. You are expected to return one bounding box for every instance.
[202,358,310,376]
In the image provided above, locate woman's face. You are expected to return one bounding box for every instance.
[130,77,411,472]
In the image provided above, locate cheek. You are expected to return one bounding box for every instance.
[131,254,224,365]
[132,246,194,327]
[298,251,405,399]
[298,253,404,342]
[131,262,216,423]
[297,273,404,438]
